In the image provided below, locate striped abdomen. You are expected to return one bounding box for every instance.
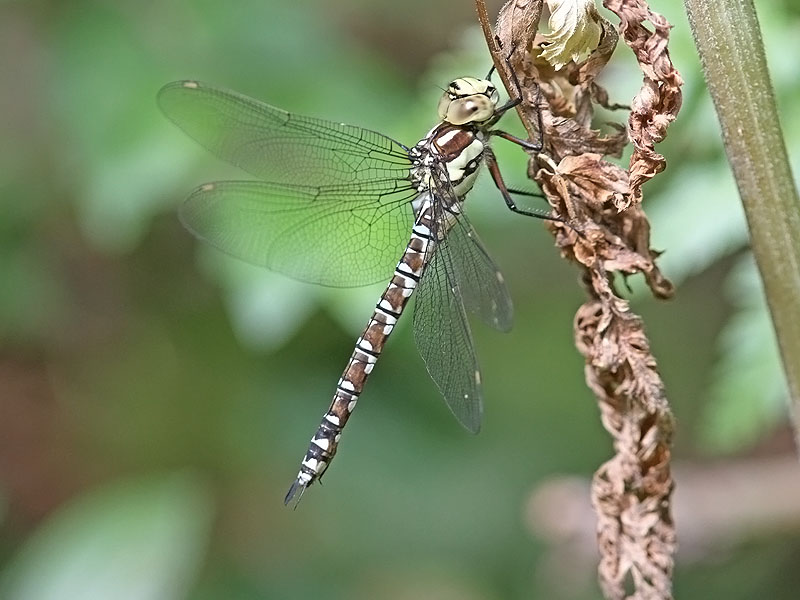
[284,200,437,505]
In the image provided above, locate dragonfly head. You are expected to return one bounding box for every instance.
[437,77,500,125]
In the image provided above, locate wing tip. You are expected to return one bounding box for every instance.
[496,314,514,333]
[156,80,204,115]
[178,182,220,236]
[159,79,202,93]
[466,421,481,435]
[455,398,484,435]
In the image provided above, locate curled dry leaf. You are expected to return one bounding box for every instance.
[555,153,629,208]
[490,0,545,141]
[528,13,628,164]
[475,1,681,599]
[496,0,542,54]
[575,282,676,600]
[602,0,684,203]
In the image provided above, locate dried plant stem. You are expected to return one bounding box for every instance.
[475,1,679,599]
[475,0,543,141]
[684,0,800,451]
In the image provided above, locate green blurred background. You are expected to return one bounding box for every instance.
[1,0,799,598]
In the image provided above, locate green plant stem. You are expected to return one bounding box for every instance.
[684,0,800,448]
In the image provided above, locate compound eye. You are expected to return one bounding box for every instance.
[448,98,490,124]
[449,102,472,124]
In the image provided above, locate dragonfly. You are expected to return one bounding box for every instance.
[158,71,550,505]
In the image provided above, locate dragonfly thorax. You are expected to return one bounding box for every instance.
[437,77,499,125]
[405,76,500,201]
[410,123,487,200]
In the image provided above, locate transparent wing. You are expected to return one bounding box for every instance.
[158,80,412,187]
[413,220,484,433]
[412,167,513,431]
[446,214,513,332]
[412,171,504,433]
[180,180,416,286]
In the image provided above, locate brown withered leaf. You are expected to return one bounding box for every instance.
[575,274,675,600]
[572,14,619,87]
[476,2,680,599]
[589,82,630,112]
[476,0,544,142]
[553,153,628,208]
[543,117,628,161]
[602,0,684,203]
[536,163,673,300]
[496,0,542,55]
[528,28,627,161]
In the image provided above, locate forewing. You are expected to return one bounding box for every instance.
[180,180,415,286]
[158,81,412,187]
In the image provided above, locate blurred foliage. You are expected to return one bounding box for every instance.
[0,473,213,600]
[0,0,799,599]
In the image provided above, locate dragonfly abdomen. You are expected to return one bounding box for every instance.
[285,200,437,505]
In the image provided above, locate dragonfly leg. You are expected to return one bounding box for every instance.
[507,187,546,200]
[491,129,543,153]
[487,151,585,238]
[491,42,525,116]
[485,148,558,222]
[494,95,521,116]
[490,51,546,152]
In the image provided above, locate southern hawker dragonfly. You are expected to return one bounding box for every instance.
[158,73,547,505]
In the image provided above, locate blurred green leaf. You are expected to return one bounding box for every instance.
[196,249,318,349]
[646,161,747,283]
[0,473,214,600]
[700,254,788,452]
